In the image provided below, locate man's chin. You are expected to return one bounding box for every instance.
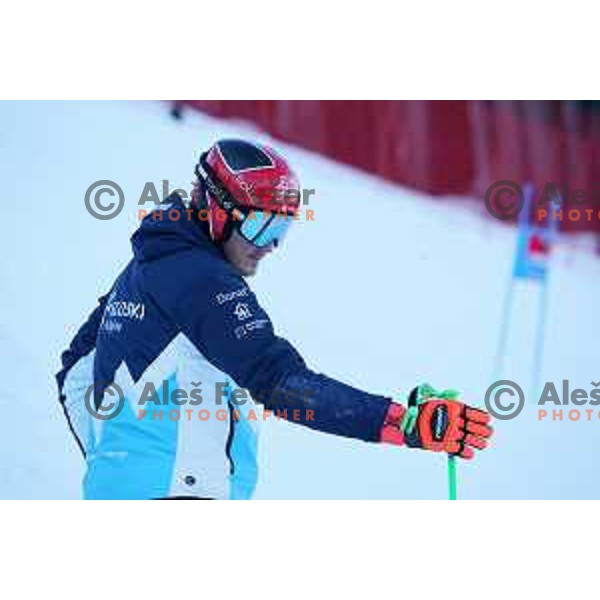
[237,261,258,277]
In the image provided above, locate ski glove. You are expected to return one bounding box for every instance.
[380,384,493,459]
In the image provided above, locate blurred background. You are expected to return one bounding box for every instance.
[178,100,600,236]
[0,100,599,499]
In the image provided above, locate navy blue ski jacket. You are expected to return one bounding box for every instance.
[56,194,391,499]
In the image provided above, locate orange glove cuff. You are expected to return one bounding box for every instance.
[379,402,406,445]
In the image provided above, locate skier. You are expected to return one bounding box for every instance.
[56,138,494,499]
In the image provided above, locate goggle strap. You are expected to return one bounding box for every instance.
[197,153,238,214]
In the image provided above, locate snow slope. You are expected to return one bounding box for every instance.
[0,100,598,499]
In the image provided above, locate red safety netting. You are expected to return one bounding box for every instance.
[179,100,600,233]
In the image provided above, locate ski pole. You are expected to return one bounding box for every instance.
[416,384,460,500]
[447,455,457,500]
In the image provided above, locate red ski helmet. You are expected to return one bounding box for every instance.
[195,139,301,246]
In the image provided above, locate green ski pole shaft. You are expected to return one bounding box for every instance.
[405,384,461,500]
[416,384,460,500]
[448,455,457,500]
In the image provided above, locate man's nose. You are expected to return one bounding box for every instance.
[258,242,276,256]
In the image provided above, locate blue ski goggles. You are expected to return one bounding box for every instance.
[234,208,295,248]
